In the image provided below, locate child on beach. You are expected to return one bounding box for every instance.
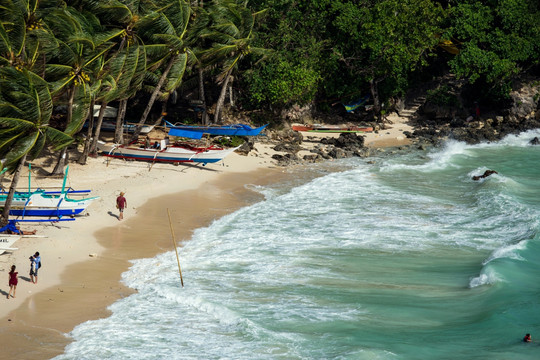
[7,265,17,299]
[116,192,127,221]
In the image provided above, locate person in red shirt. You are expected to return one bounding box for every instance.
[116,192,127,221]
[524,333,532,342]
[7,265,18,299]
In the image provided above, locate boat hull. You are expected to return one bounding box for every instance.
[292,124,373,133]
[0,234,21,255]
[98,142,239,164]
[168,124,268,136]
[0,191,98,218]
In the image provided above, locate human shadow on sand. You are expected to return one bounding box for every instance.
[108,211,120,220]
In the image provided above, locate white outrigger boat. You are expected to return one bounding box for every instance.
[97,139,240,165]
[0,222,21,255]
[0,166,98,218]
[0,234,20,255]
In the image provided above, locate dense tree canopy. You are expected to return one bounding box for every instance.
[0,0,538,156]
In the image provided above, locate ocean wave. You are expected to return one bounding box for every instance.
[469,268,501,288]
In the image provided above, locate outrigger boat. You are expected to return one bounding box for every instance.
[0,190,98,217]
[165,121,268,137]
[97,139,240,165]
[0,166,98,218]
[0,221,21,255]
[292,124,373,133]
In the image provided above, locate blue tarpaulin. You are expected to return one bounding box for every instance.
[167,128,204,139]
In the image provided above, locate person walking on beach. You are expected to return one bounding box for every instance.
[30,252,41,284]
[7,265,18,299]
[116,192,127,221]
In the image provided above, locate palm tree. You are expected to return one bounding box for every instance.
[0,67,74,224]
[44,5,112,168]
[130,0,191,139]
[199,0,268,123]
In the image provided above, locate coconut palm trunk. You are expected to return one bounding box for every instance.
[89,101,109,155]
[214,69,232,124]
[52,87,76,175]
[78,98,95,165]
[199,68,209,125]
[1,153,27,226]
[115,99,127,144]
[132,54,178,141]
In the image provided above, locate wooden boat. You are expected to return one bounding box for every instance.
[0,221,21,254]
[84,120,154,134]
[97,140,240,165]
[0,190,99,217]
[0,166,98,218]
[166,122,268,137]
[292,124,373,133]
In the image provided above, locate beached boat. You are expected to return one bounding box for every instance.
[166,122,268,137]
[0,233,20,255]
[0,166,98,218]
[97,140,240,165]
[0,190,99,217]
[84,120,154,134]
[292,124,373,133]
[0,221,21,254]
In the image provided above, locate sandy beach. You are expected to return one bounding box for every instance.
[0,116,413,359]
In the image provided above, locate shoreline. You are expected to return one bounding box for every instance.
[0,116,415,359]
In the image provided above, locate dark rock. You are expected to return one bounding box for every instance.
[271,153,300,166]
[320,133,365,150]
[472,170,498,181]
[327,147,350,159]
[235,139,255,155]
[273,142,301,153]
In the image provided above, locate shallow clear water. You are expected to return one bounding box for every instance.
[56,130,540,359]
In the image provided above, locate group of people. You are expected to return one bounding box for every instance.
[7,251,40,299]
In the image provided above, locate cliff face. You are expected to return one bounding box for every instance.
[508,79,540,122]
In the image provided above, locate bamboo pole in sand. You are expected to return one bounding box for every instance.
[167,208,184,287]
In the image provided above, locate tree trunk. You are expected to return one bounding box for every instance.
[132,54,177,141]
[214,70,232,124]
[89,101,109,155]
[51,148,68,175]
[115,99,127,144]
[152,101,167,126]
[198,68,209,125]
[78,98,96,165]
[51,87,75,175]
[370,77,383,123]
[0,153,27,226]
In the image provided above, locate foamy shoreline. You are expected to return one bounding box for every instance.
[0,117,414,359]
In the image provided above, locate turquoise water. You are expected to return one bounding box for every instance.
[56,130,540,359]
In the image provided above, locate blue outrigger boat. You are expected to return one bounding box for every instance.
[166,121,268,137]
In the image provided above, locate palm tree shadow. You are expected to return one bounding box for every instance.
[108,211,119,220]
